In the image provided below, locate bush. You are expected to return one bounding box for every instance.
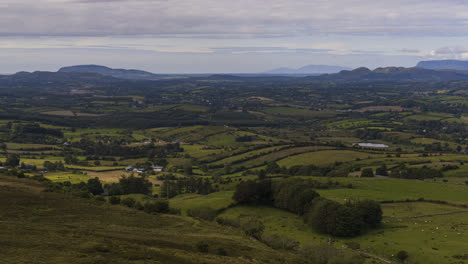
[94,196,106,202]
[108,196,121,205]
[360,168,374,178]
[300,244,339,264]
[134,201,144,210]
[217,248,228,256]
[195,241,209,253]
[187,206,218,221]
[87,177,103,195]
[260,234,299,250]
[345,242,360,250]
[143,199,169,214]
[396,250,409,261]
[215,216,240,228]
[241,218,264,239]
[121,197,136,208]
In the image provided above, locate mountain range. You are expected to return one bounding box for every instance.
[310,66,468,82]
[3,61,468,84]
[417,60,468,71]
[266,64,352,75]
[58,65,163,80]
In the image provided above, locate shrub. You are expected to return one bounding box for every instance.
[108,196,121,205]
[195,241,209,253]
[87,177,103,195]
[360,168,374,178]
[300,244,339,264]
[260,234,299,250]
[94,196,105,202]
[217,248,228,256]
[215,216,240,228]
[345,242,360,250]
[121,197,136,208]
[134,201,144,210]
[186,206,218,221]
[143,199,169,214]
[241,218,264,239]
[396,250,409,261]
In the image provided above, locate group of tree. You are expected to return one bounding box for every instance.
[43,161,65,171]
[160,177,215,198]
[233,179,382,237]
[106,175,153,196]
[71,139,183,158]
[305,198,382,237]
[390,165,443,179]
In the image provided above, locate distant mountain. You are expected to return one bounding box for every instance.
[0,71,117,84]
[417,60,468,71]
[266,65,352,75]
[311,66,468,82]
[58,65,162,80]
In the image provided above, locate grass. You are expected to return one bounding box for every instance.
[234,146,334,169]
[219,200,468,264]
[0,176,291,264]
[170,191,234,215]
[44,171,90,184]
[182,144,223,159]
[263,107,337,118]
[277,150,383,167]
[315,177,468,203]
[211,146,287,166]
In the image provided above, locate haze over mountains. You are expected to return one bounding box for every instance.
[416,60,468,71]
[3,60,468,84]
[59,65,163,80]
[266,64,352,74]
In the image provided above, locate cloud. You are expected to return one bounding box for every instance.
[210,46,333,54]
[398,48,420,53]
[428,46,468,59]
[1,0,468,37]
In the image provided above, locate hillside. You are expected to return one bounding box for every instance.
[59,65,163,80]
[0,176,292,264]
[311,66,468,82]
[417,60,468,71]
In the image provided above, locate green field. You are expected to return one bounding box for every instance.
[277,150,383,167]
[170,191,234,214]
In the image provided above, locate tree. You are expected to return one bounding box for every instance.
[241,218,264,239]
[306,199,341,234]
[0,143,7,153]
[121,197,136,208]
[360,168,374,178]
[144,199,169,214]
[396,250,409,262]
[352,200,383,228]
[376,164,388,176]
[184,162,193,176]
[233,180,272,205]
[119,175,152,195]
[5,154,20,167]
[257,169,266,180]
[332,206,364,237]
[87,177,104,195]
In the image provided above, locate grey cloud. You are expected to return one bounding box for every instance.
[1,0,468,37]
[398,48,420,53]
[210,47,332,53]
[432,46,468,55]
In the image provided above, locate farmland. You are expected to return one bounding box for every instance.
[0,72,467,264]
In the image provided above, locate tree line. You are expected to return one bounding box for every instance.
[233,179,382,237]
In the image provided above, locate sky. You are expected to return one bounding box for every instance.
[2,0,468,73]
